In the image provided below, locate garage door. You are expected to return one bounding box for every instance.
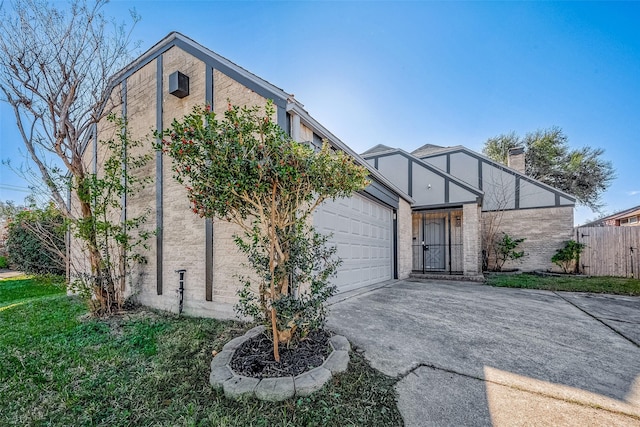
[313,193,393,292]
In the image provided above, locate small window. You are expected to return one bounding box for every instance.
[629,216,638,224]
[621,218,629,224]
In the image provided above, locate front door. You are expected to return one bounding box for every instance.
[412,213,446,272]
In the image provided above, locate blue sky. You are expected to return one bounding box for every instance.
[1,1,639,224]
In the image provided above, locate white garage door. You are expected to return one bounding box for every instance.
[313,193,393,292]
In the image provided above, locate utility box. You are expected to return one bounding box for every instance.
[169,71,189,98]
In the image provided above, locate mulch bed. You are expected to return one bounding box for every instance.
[229,329,332,378]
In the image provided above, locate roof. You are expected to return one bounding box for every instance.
[583,205,640,226]
[361,144,394,156]
[411,143,448,158]
[608,206,640,220]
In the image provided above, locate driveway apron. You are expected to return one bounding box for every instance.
[327,280,640,426]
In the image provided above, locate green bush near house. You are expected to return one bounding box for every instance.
[0,256,8,269]
[0,275,402,426]
[551,239,586,273]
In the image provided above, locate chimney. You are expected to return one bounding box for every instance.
[507,147,525,174]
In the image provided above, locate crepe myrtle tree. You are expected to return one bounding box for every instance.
[157,101,369,361]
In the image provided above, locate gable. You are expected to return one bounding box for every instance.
[418,147,576,211]
[363,150,482,209]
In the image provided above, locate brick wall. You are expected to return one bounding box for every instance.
[397,198,412,279]
[482,206,574,272]
[463,203,482,275]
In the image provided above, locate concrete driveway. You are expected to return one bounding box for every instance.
[327,280,640,426]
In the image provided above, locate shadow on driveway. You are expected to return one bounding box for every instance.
[327,280,640,426]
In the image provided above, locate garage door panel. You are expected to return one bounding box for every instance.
[314,193,393,292]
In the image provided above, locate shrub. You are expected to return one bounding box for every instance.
[492,233,526,271]
[552,240,586,273]
[5,203,65,275]
[0,256,8,269]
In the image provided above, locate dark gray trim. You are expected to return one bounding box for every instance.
[444,179,450,204]
[112,34,288,109]
[361,180,399,209]
[419,147,576,204]
[205,64,214,301]
[408,160,413,197]
[205,219,213,301]
[288,102,411,204]
[374,157,378,169]
[514,176,520,209]
[365,149,483,197]
[286,112,292,136]
[277,105,288,133]
[446,154,451,174]
[312,132,323,148]
[555,193,561,206]
[447,211,452,275]
[413,203,467,211]
[393,210,398,280]
[173,39,287,108]
[477,158,483,191]
[156,55,164,295]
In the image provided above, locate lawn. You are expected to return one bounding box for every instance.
[486,272,640,296]
[0,276,402,426]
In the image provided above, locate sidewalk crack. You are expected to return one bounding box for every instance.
[552,291,639,348]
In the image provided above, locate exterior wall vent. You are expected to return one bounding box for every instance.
[169,71,189,98]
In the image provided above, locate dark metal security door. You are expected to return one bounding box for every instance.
[412,210,464,274]
[423,218,446,270]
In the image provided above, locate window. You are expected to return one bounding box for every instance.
[629,216,638,224]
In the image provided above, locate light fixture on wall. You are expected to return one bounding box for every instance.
[169,71,189,98]
[427,184,432,189]
[455,215,461,227]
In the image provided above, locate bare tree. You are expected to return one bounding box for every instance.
[0,0,139,314]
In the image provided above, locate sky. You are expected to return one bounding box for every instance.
[1,1,639,225]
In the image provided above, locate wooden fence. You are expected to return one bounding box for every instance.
[574,226,640,278]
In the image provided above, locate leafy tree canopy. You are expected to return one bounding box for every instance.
[482,127,615,211]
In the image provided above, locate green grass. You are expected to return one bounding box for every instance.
[0,274,66,306]
[0,276,402,426]
[486,272,640,295]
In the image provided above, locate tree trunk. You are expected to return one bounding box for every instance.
[268,182,280,361]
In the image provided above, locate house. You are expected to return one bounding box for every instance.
[74,32,575,319]
[361,144,576,273]
[582,205,640,227]
[74,32,413,318]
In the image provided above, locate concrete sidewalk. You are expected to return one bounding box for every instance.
[0,270,23,279]
[327,280,640,426]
